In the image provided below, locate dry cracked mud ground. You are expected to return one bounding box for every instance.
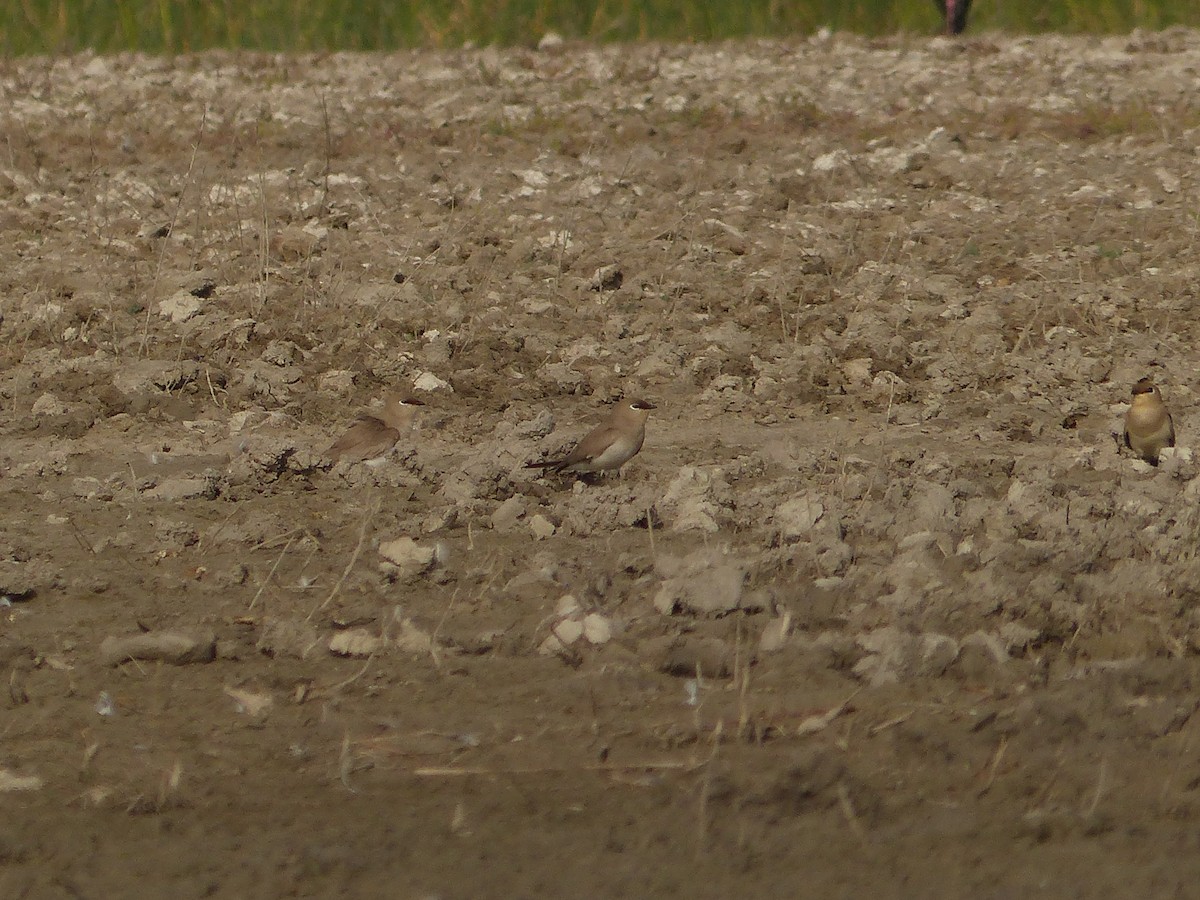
[3,28,1200,898]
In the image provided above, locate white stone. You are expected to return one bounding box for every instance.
[529,514,556,539]
[413,371,453,393]
[31,393,68,416]
[490,496,525,531]
[555,594,581,617]
[329,629,384,658]
[146,477,213,501]
[581,613,612,645]
[378,537,435,579]
[158,290,204,323]
[758,613,793,653]
[653,559,745,615]
[552,618,584,646]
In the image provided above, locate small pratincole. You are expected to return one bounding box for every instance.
[326,395,425,464]
[1123,377,1174,466]
[526,398,656,477]
[934,0,973,35]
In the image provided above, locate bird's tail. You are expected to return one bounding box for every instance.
[525,459,565,471]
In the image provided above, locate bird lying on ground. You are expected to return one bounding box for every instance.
[326,395,425,464]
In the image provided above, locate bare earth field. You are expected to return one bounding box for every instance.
[3,29,1200,898]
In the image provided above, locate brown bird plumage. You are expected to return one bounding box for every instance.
[326,395,424,464]
[526,399,655,476]
[1123,377,1174,466]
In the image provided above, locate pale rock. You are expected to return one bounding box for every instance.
[241,360,303,401]
[490,496,526,531]
[1158,446,1195,480]
[31,393,69,416]
[329,629,384,657]
[158,290,204,323]
[230,434,301,477]
[391,617,438,654]
[260,340,300,366]
[581,613,612,645]
[513,410,556,439]
[853,626,912,685]
[82,56,109,77]
[774,495,825,541]
[225,687,273,718]
[653,549,747,615]
[146,477,217,501]
[517,168,550,188]
[0,769,43,792]
[555,594,581,617]
[228,409,275,434]
[421,506,458,533]
[918,633,959,676]
[257,617,322,659]
[100,629,217,666]
[813,149,850,172]
[842,358,873,387]
[354,281,421,309]
[910,483,957,527]
[538,633,568,656]
[758,612,793,653]
[529,514,556,539]
[378,537,436,579]
[590,264,622,291]
[659,466,731,533]
[1119,494,1163,518]
[271,224,324,260]
[666,498,721,533]
[854,627,959,684]
[537,361,586,392]
[318,369,357,394]
[302,221,329,242]
[552,618,584,646]
[414,371,453,393]
[1156,167,1180,194]
[997,621,1039,652]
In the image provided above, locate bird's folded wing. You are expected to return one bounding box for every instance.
[569,425,620,463]
[328,418,399,461]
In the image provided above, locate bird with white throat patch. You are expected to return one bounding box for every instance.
[526,398,656,477]
[326,395,425,465]
[1123,377,1174,466]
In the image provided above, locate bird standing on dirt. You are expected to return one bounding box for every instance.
[1123,377,1174,466]
[934,0,972,35]
[326,395,425,464]
[526,398,656,476]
